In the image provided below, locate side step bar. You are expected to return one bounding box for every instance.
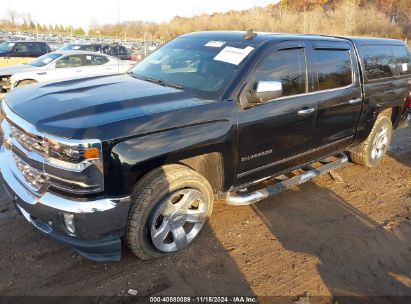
[226,153,348,206]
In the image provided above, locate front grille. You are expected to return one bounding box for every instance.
[12,152,47,192]
[10,123,48,155]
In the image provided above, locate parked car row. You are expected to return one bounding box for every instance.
[0,50,135,92]
[1,30,162,60]
[59,43,132,60]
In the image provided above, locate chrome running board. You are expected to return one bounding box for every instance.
[226,153,348,206]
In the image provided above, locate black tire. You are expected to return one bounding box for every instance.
[349,115,393,167]
[17,79,37,87]
[126,164,214,260]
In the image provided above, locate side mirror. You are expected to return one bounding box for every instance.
[254,81,283,102]
[240,80,283,109]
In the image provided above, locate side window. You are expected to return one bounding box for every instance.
[93,45,102,52]
[391,45,411,75]
[362,45,397,80]
[55,55,82,68]
[120,46,129,55]
[38,43,47,53]
[27,43,40,53]
[81,46,94,52]
[112,46,120,56]
[313,49,353,90]
[13,43,28,53]
[254,48,307,97]
[83,55,109,66]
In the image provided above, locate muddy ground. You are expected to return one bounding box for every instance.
[0,125,410,301]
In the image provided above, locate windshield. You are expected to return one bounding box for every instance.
[28,53,62,67]
[0,42,14,52]
[130,37,255,99]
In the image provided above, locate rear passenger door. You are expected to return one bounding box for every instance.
[81,54,113,75]
[27,42,41,57]
[309,43,362,154]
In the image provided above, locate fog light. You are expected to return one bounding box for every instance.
[63,214,75,234]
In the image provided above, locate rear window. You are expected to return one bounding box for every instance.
[111,46,129,56]
[362,45,397,80]
[84,55,109,65]
[38,43,48,53]
[391,45,411,75]
[314,49,353,90]
[27,42,40,53]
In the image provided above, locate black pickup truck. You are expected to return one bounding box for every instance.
[0,31,410,261]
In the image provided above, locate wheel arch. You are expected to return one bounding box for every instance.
[15,78,38,87]
[107,122,235,197]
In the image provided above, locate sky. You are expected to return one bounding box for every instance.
[1,0,279,30]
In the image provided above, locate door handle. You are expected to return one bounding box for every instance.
[297,108,315,116]
[348,98,362,105]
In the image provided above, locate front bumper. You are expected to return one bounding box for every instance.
[0,145,131,262]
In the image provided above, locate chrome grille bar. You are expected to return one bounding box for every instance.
[9,123,49,156]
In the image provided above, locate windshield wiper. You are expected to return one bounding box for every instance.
[142,77,182,90]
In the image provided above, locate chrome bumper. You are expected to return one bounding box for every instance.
[0,145,131,261]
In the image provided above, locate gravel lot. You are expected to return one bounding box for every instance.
[0,125,410,301]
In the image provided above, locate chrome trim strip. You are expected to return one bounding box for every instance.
[4,146,46,195]
[265,84,357,103]
[237,136,353,178]
[2,119,46,164]
[2,101,42,137]
[348,98,362,105]
[2,101,101,145]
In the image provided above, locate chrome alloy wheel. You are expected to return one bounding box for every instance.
[150,188,208,253]
[371,125,389,160]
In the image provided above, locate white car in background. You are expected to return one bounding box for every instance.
[9,51,135,89]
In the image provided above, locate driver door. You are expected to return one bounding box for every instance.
[235,42,317,186]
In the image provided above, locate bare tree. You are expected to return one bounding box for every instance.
[6,8,17,25]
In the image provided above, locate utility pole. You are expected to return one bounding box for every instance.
[144,32,147,57]
[35,23,38,41]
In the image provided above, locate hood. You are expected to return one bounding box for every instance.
[5,74,209,139]
[0,64,38,76]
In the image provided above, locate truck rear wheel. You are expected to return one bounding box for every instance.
[349,115,393,167]
[126,164,214,260]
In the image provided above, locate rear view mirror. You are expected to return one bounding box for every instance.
[254,81,283,102]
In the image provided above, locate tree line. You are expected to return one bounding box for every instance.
[1,0,410,41]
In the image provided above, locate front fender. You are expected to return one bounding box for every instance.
[106,120,237,196]
[10,72,40,89]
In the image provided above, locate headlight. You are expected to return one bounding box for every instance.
[45,138,105,194]
[48,139,101,166]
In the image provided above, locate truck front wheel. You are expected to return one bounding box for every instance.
[126,164,214,260]
[349,115,393,167]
